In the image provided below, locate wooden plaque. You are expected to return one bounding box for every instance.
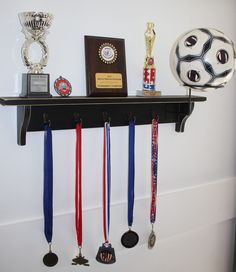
[84,36,127,97]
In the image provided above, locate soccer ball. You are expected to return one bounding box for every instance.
[170,28,236,90]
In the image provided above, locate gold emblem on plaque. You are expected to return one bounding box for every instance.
[98,43,117,64]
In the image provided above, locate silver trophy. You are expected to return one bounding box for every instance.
[18,12,53,97]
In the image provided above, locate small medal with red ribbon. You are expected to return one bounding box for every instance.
[71,122,89,266]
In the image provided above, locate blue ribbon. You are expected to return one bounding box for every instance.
[128,120,135,227]
[44,125,53,244]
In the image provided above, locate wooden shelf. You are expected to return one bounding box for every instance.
[0,95,206,106]
[0,95,207,145]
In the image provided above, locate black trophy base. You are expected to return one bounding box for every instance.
[21,73,51,98]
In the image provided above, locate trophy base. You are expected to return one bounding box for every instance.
[136,90,162,97]
[21,73,51,98]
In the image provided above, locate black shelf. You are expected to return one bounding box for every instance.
[0,95,206,146]
[0,95,206,106]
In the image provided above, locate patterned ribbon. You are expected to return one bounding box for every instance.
[150,118,158,224]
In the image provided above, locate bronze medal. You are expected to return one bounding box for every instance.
[96,243,116,264]
[43,251,58,267]
[121,229,139,248]
[72,253,89,266]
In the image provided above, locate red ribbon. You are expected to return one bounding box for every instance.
[75,122,82,247]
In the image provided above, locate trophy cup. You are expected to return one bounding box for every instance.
[18,12,53,97]
[137,22,161,96]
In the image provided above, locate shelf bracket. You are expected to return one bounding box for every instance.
[17,106,31,146]
[175,89,194,132]
[175,102,194,132]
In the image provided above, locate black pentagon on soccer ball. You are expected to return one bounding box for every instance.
[187,70,200,82]
[184,35,198,47]
[217,49,229,64]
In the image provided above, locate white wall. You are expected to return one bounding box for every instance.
[0,0,235,271]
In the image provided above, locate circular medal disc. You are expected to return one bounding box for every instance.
[148,231,156,249]
[43,252,58,267]
[121,230,139,248]
[54,76,72,97]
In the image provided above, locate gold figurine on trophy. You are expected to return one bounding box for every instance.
[138,22,161,96]
[145,22,156,62]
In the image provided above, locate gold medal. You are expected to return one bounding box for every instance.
[148,230,156,249]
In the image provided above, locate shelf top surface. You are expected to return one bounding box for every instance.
[0,95,206,106]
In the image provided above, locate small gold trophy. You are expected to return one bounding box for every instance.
[137,22,161,96]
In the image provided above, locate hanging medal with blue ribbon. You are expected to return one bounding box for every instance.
[121,119,139,248]
[96,121,116,264]
[148,117,158,249]
[42,121,58,267]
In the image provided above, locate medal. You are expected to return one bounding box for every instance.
[148,118,159,249]
[96,122,116,264]
[72,248,89,266]
[54,76,72,96]
[121,229,139,248]
[148,229,156,249]
[43,123,58,267]
[121,119,139,248]
[96,243,116,264]
[71,122,89,266]
[43,244,58,267]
